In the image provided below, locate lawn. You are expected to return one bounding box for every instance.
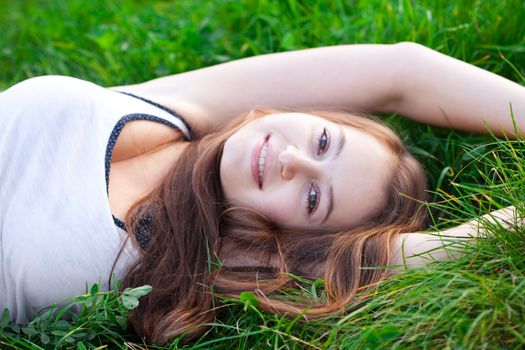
[1,0,525,348]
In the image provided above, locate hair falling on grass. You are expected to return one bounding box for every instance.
[1,1,525,348]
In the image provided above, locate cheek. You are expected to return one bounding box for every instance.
[223,179,299,225]
[259,204,283,223]
[256,192,297,226]
[221,136,241,171]
[219,135,251,202]
[219,160,234,201]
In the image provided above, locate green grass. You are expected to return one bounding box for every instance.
[1,0,525,348]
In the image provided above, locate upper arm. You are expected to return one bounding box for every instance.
[112,43,408,137]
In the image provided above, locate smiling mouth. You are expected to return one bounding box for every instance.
[256,134,271,189]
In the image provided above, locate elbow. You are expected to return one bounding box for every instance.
[388,41,430,114]
[393,41,427,51]
[372,42,421,114]
[392,41,435,62]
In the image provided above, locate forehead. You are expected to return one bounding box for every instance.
[255,112,329,125]
[327,125,394,229]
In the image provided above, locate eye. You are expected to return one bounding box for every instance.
[306,183,320,215]
[317,128,330,155]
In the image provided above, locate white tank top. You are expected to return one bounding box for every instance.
[0,76,191,323]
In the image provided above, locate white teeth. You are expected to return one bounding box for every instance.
[258,142,269,185]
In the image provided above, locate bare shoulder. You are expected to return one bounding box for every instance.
[109,84,212,138]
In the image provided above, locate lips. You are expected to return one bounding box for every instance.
[251,134,271,189]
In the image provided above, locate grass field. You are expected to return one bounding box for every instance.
[1,0,525,348]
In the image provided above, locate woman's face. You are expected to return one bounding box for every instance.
[220,113,395,230]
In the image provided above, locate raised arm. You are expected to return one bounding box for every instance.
[112,42,525,137]
[112,43,405,137]
[391,206,518,269]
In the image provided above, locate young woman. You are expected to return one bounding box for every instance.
[0,42,523,344]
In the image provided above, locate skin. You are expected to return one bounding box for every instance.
[114,42,525,267]
[220,112,395,230]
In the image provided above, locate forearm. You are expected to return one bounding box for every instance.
[397,43,525,136]
[391,206,518,269]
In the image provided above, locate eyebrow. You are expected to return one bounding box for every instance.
[321,185,334,225]
[334,125,346,158]
[321,126,345,224]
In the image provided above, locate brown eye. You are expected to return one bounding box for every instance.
[306,183,319,215]
[317,128,329,155]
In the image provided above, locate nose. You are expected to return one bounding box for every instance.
[279,145,321,180]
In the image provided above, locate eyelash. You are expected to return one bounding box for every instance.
[306,128,330,215]
[317,128,329,155]
[306,183,320,215]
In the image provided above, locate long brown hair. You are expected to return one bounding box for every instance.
[120,107,428,344]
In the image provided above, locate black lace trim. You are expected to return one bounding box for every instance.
[105,113,184,249]
[116,91,193,139]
